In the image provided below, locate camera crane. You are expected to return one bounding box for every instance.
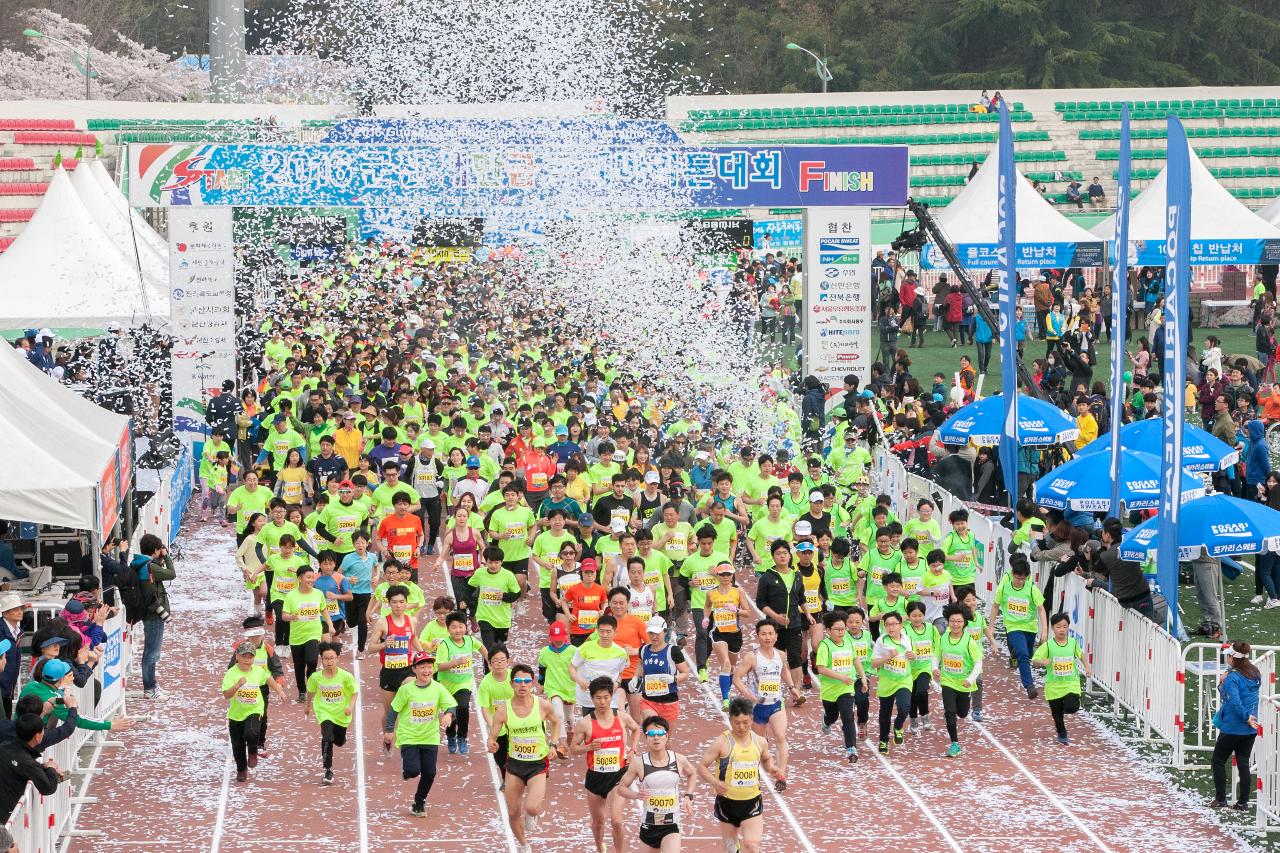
[892,198,1043,401]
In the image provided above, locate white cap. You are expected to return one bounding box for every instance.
[808,490,824,503]
[37,328,52,339]
[644,471,661,484]
[612,450,627,462]
[584,413,598,426]
[694,450,710,461]
[610,517,627,532]
[794,520,813,537]
[419,439,435,450]
[105,322,121,332]
[646,615,667,634]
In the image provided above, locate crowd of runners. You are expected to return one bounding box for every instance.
[205,242,1099,853]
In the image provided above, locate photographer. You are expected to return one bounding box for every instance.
[125,534,176,700]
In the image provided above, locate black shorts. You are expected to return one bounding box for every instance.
[714,794,763,827]
[584,768,626,798]
[504,558,530,576]
[506,756,549,782]
[379,666,413,693]
[331,618,347,636]
[638,823,681,849]
[778,626,804,670]
[711,629,743,654]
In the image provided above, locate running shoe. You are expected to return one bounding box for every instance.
[845,747,858,764]
[554,742,570,760]
[774,777,786,792]
[411,805,427,818]
[235,770,248,782]
[802,674,813,690]
[323,769,334,785]
[722,698,730,711]
[907,719,919,735]
[524,814,539,834]
[1056,734,1069,746]
[265,610,274,625]
[1266,599,1280,609]
[143,688,169,700]
[945,743,962,758]
[878,741,889,754]
[821,722,831,735]
[971,709,984,722]
[1025,686,1038,700]
[296,690,307,704]
[698,667,708,683]
[922,715,934,731]
[447,737,458,755]
[1251,594,1267,605]
[257,746,269,759]
[893,728,904,745]
[458,740,469,755]
[247,752,258,769]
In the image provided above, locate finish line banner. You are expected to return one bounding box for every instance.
[127,143,908,211]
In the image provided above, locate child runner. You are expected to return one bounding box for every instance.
[471,546,522,651]
[872,612,914,754]
[936,603,983,757]
[386,651,457,817]
[814,609,861,762]
[572,675,640,853]
[368,585,421,739]
[303,641,358,783]
[222,641,285,782]
[904,601,940,734]
[282,564,335,702]
[1031,612,1090,745]
[435,611,487,754]
[477,644,515,778]
[230,616,283,758]
[615,715,698,853]
[536,621,575,759]
[961,589,988,721]
[315,551,353,637]
[698,697,780,853]
[987,553,1046,700]
[489,662,556,853]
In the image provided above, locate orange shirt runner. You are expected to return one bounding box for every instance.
[378,513,424,568]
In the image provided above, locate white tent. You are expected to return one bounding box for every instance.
[924,145,1103,269]
[69,163,169,291]
[0,344,130,534]
[0,168,169,328]
[1090,149,1280,263]
[88,159,168,263]
[1255,194,1280,227]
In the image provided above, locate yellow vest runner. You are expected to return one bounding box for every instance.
[505,698,550,763]
[717,731,764,800]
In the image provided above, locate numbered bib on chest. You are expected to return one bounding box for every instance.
[506,522,526,539]
[713,607,737,629]
[830,576,852,595]
[453,553,475,574]
[647,793,677,816]
[530,471,549,491]
[592,747,622,772]
[883,655,909,674]
[511,735,542,759]
[831,649,853,675]
[318,684,345,703]
[643,673,672,695]
[480,587,504,607]
[757,676,781,701]
[1006,597,1030,617]
[695,573,716,592]
[942,653,965,674]
[1052,655,1076,677]
[235,687,261,706]
[729,760,758,787]
[577,609,599,630]
[804,589,822,613]
[410,701,436,724]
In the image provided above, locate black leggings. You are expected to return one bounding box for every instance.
[401,744,439,809]
[451,575,479,618]
[271,599,287,645]
[822,693,857,749]
[292,640,319,693]
[692,607,711,670]
[445,689,471,741]
[853,677,869,725]
[909,673,931,719]
[479,623,509,654]
[1048,693,1081,738]
[878,689,910,742]
[492,732,509,779]
[321,720,348,770]
[348,593,371,652]
[940,685,972,743]
[229,714,262,773]
[1212,732,1257,804]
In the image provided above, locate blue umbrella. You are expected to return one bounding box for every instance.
[937,394,1078,447]
[1075,419,1238,473]
[1032,449,1206,511]
[1120,495,1280,561]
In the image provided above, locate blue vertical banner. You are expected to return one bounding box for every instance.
[997,101,1020,504]
[1158,115,1192,633]
[1108,105,1132,517]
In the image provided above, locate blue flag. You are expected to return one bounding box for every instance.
[1158,116,1191,633]
[997,101,1019,504]
[1108,105,1131,517]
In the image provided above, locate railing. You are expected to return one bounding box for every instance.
[3,609,133,852]
[1257,652,1280,833]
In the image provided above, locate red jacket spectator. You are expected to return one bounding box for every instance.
[945,290,965,323]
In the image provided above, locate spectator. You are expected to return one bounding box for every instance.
[800,375,826,453]
[1065,180,1084,210]
[931,274,951,333]
[1032,275,1052,338]
[0,714,63,824]
[1210,641,1260,810]
[0,693,80,752]
[1245,419,1271,500]
[1087,176,1106,209]
[1089,517,1155,623]
[1185,554,1224,640]
[131,533,177,700]
[0,594,23,718]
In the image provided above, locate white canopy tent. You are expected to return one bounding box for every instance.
[0,344,131,535]
[922,146,1104,269]
[88,159,168,263]
[1254,194,1280,227]
[69,163,169,291]
[0,168,169,328]
[1091,149,1280,264]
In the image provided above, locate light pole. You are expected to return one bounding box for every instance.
[785,42,832,94]
[23,28,94,100]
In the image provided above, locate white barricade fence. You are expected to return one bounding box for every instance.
[1257,651,1280,833]
[1178,642,1280,771]
[3,610,134,852]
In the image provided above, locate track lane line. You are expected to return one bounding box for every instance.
[353,654,370,853]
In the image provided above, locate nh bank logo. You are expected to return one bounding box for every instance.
[799,161,875,192]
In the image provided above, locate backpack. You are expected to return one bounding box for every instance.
[117,560,153,624]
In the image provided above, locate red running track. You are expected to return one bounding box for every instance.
[70,520,1251,853]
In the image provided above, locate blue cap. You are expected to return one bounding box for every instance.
[794,541,815,552]
[554,425,568,436]
[465,455,481,468]
[41,658,71,682]
[272,413,287,424]
[39,636,66,650]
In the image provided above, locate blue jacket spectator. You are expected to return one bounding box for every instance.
[1245,419,1271,488]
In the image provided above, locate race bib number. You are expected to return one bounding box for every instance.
[951,550,973,565]
[453,553,475,574]
[283,480,303,499]
[931,586,950,604]
[610,508,629,525]
[647,793,677,815]
[883,655,909,674]
[558,574,580,595]
[480,588,503,607]
[729,760,758,788]
[235,687,261,706]
[1052,656,1076,677]
[758,677,781,701]
[409,701,436,724]
[592,747,622,772]
[1006,597,1030,618]
[530,471,549,491]
[713,607,737,629]
[870,566,886,587]
[912,640,932,658]
[577,609,599,631]
[506,522,527,539]
[319,685,345,703]
[668,533,687,553]
[902,576,922,596]
[393,544,413,561]
[695,573,716,592]
[643,674,672,695]
[632,606,652,624]
[804,590,822,613]
[414,468,436,488]
[326,598,341,616]
[337,516,358,533]
[830,577,852,596]
[942,654,965,674]
[297,604,321,622]
[831,650,853,676]
[511,736,542,759]
[275,576,297,594]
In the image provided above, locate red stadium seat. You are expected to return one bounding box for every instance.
[0,237,14,252]
[0,183,48,196]
[0,158,37,171]
[11,131,96,145]
[0,119,76,131]
[0,209,35,222]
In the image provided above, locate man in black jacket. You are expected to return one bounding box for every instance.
[205,379,243,449]
[755,542,806,693]
[1089,518,1155,622]
[0,714,63,823]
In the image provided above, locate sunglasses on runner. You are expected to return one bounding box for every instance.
[512,676,533,684]
[645,729,667,737]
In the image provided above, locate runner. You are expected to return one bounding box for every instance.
[367,584,420,736]
[264,534,309,646]
[378,492,425,581]
[563,557,609,646]
[677,526,720,681]
[731,618,802,791]
[532,509,576,621]
[477,643,514,776]
[489,662,557,853]
[698,697,781,853]
[936,603,983,757]
[385,652,458,817]
[571,676,640,853]
[630,616,690,726]
[303,640,359,783]
[940,508,980,600]
[471,545,522,651]
[281,564,335,702]
[903,600,940,734]
[434,611,486,754]
[1031,612,1090,745]
[488,482,537,597]
[569,613,630,717]
[871,611,914,754]
[623,557,657,625]
[338,531,379,656]
[987,553,1047,700]
[705,563,742,709]
[615,715,698,853]
[961,589,988,721]
[813,609,861,762]
[221,641,286,782]
[314,551,353,638]
[536,621,575,758]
